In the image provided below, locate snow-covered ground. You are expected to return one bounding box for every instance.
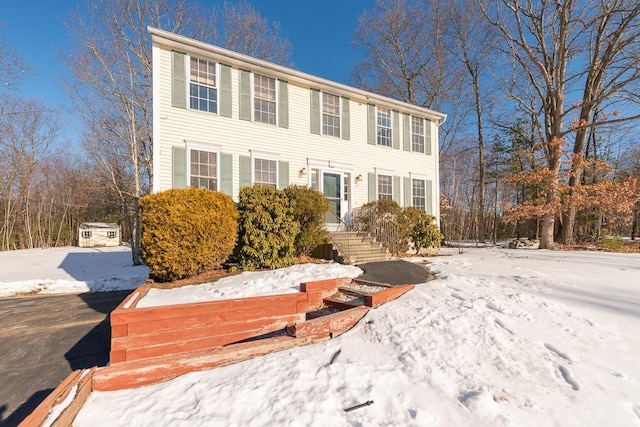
[137,262,363,308]
[0,246,148,297]
[66,247,640,426]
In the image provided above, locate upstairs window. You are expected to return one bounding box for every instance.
[254,158,277,188]
[254,74,276,125]
[412,178,426,211]
[411,116,425,153]
[322,93,340,137]
[190,149,217,191]
[377,174,393,200]
[377,107,392,147]
[189,57,217,113]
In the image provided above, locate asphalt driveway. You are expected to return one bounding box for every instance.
[0,291,130,427]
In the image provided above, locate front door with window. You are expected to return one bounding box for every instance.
[311,169,351,228]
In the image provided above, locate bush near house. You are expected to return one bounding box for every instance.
[284,185,330,256]
[397,208,443,252]
[235,186,299,270]
[353,200,401,233]
[139,188,238,281]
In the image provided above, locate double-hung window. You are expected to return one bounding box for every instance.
[107,230,117,238]
[377,107,392,147]
[411,117,425,153]
[254,74,276,125]
[412,179,426,211]
[189,57,217,113]
[190,149,217,190]
[377,174,393,200]
[322,93,340,137]
[254,158,277,188]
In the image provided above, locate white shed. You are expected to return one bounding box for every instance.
[78,223,121,247]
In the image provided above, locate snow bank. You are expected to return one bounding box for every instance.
[137,262,363,308]
[0,246,148,297]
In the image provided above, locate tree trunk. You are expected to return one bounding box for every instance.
[132,196,142,265]
[540,213,556,249]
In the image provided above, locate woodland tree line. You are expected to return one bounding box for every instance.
[1,0,639,259]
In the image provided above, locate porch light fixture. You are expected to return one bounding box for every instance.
[298,167,307,178]
[355,174,363,184]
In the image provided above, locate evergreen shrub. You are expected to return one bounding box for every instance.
[235,186,299,270]
[284,185,330,256]
[353,199,401,232]
[139,188,238,281]
[398,207,443,252]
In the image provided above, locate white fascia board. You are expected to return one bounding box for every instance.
[148,26,447,122]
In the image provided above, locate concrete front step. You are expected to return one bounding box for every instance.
[328,231,391,265]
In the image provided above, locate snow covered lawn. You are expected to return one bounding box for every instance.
[0,246,148,297]
[72,247,640,426]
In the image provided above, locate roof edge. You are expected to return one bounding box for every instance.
[148,26,447,122]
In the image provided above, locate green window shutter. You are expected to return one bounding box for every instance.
[426,179,433,214]
[278,80,289,128]
[341,97,350,140]
[310,89,320,134]
[171,51,186,109]
[367,104,376,145]
[219,64,232,118]
[404,177,411,207]
[239,70,251,121]
[393,176,401,203]
[403,114,411,151]
[425,119,432,155]
[239,155,251,187]
[392,111,400,149]
[220,153,233,195]
[278,161,289,189]
[368,172,376,201]
[172,146,186,188]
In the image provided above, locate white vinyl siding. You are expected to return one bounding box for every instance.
[152,36,442,224]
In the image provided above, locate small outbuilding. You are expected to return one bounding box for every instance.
[78,222,122,248]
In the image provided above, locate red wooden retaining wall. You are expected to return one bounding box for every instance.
[109,277,352,364]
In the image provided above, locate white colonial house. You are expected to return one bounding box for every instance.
[150,27,446,230]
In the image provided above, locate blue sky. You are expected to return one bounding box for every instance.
[0,0,371,142]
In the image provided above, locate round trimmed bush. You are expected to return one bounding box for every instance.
[139,188,238,281]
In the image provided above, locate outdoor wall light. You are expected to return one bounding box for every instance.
[298,167,307,178]
[355,174,363,184]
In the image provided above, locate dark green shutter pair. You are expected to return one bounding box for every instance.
[171,147,232,195]
[239,70,289,127]
[366,172,400,203]
[367,105,399,148]
[238,156,289,189]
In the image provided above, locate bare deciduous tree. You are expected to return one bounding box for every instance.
[481,0,640,248]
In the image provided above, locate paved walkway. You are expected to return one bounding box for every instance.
[358,259,432,285]
[0,291,130,427]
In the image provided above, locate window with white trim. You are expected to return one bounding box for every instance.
[254,74,276,125]
[81,230,91,238]
[412,178,426,211]
[107,230,117,238]
[411,116,425,153]
[377,107,392,147]
[189,57,217,113]
[377,174,393,200]
[190,149,217,190]
[322,93,340,137]
[254,158,277,188]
